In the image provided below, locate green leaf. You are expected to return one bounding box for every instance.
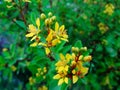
[54,41,66,52]
[60,84,68,90]
[74,40,82,48]
[60,45,71,54]
[15,20,26,29]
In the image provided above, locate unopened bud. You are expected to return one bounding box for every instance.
[83,56,92,62]
[40,13,46,19]
[45,19,49,26]
[72,47,79,52]
[48,12,52,17]
[37,68,41,72]
[43,76,46,79]
[78,55,83,60]
[51,16,56,21]
[36,73,40,77]
[72,69,76,74]
[80,47,87,51]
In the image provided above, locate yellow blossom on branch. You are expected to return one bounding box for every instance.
[26,13,68,55]
[54,22,68,42]
[53,47,92,85]
[98,23,108,34]
[104,3,115,15]
[26,18,41,47]
[29,77,36,85]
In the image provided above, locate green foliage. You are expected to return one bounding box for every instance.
[0,0,120,90]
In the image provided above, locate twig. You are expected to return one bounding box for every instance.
[49,0,52,8]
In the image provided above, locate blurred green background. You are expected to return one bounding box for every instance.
[0,0,120,90]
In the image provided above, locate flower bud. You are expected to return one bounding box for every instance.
[48,12,52,17]
[36,73,40,77]
[72,47,79,52]
[40,13,46,19]
[45,19,49,26]
[78,55,83,60]
[72,69,76,74]
[51,16,56,21]
[80,47,87,51]
[83,56,92,62]
[37,68,41,72]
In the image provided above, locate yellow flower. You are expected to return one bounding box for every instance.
[53,71,68,85]
[26,18,41,47]
[29,77,36,85]
[55,53,71,72]
[104,3,115,15]
[54,22,68,42]
[26,23,40,38]
[53,53,72,85]
[38,85,48,90]
[10,65,17,72]
[98,23,108,34]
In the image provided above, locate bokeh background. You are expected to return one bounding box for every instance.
[0,0,120,90]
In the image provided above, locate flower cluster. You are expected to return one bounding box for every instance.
[29,77,36,85]
[28,67,47,86]
[53,46,92,85]
[36,67,47,79]
[26,12,68,55]
[98,23,108,34]
[104,3,115,15]
[38,85,48,90]
[4,0,31,8]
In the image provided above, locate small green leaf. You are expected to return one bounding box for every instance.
[15,20,26,29]
[74,40,82,48]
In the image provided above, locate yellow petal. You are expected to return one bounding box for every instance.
[45,48,50,55]
[30,36,37,41]
[59,25,65,32]
[64,77,68,84]
[81,67,88,76]
[52,39,59,46]
[66,54,71,61]
[53,74,61,79]
[78,55,83,60]
[72,53,76,59]
[28,24,36,32]
[61,38,68,42]
[55,22,59,31]
[65,65,69,71]
[60,53,65,60]
[30,42,38,47]
[26,33,34,37]
[38,43,46,46]
[63,34,68,38]
[58,78,64,85]
[73,75,78,84]
[46,30,53,42]
[58,66,64,72]
[36,18,40,28]
[72,70,76,74]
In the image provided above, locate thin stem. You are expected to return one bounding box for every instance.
[49,0,52,8]
[16,0,27,26]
